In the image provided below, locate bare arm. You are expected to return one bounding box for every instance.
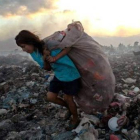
[47,47,72,62]
[43,60,51,71]
[55,47,72,60]
[43,48,52,70]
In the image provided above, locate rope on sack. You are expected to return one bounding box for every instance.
[43,21,85,49]
[66,21,84,46]
[71,21,84,32]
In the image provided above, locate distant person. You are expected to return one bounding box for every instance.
[15,30,81,131]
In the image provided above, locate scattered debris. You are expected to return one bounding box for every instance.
[0,52,140,140]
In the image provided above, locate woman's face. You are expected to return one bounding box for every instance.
[20,44,34,53]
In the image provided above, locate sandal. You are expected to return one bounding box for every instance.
[66,119,80,131]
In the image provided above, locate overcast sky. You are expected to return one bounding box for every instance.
[0,0,140,51]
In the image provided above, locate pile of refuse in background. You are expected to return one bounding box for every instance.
[0,52,140,140]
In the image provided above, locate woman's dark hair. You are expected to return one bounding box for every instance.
[15,30,44,54]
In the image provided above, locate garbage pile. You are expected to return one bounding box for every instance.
[0,53,140,140]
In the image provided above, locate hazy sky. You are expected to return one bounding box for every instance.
[0,0,140,49]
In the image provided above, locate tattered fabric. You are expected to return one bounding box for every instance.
[43,21,115,114]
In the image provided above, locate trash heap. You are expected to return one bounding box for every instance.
[0,53,140,140]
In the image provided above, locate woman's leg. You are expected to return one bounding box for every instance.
[47,92,68,107]
[64,94,78,124]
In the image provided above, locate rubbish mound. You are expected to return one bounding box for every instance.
[0,53,140,140]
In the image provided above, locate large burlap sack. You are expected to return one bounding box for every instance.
[43,21,115,114]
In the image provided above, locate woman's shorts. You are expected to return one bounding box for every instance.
[49,76,81,95]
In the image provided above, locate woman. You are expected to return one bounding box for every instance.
[15,30,81,130]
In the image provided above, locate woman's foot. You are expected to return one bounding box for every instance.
[66,119,80,131]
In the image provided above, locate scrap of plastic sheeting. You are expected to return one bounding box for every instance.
[26,81,35,87]
[0,109,8,115]
[93,93,103,102]
[2,91,31,109]
[74,131,97,140]
[47,75,54,82]
[134,94,140,102]
[45,74,50,80]
[73,117,98,140]
[110,134,120,140]
[114,93,131,105]
[81,114,100,125]
[128,91,136,96]
[122,78,136,84]
[72,116,99,134]
[133,87,140,93]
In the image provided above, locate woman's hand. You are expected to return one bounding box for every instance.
[43,48,56,63]
[43,49,50,60]
[43,48,52,70]
[43,61,51,71]
[46,56,56,63]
